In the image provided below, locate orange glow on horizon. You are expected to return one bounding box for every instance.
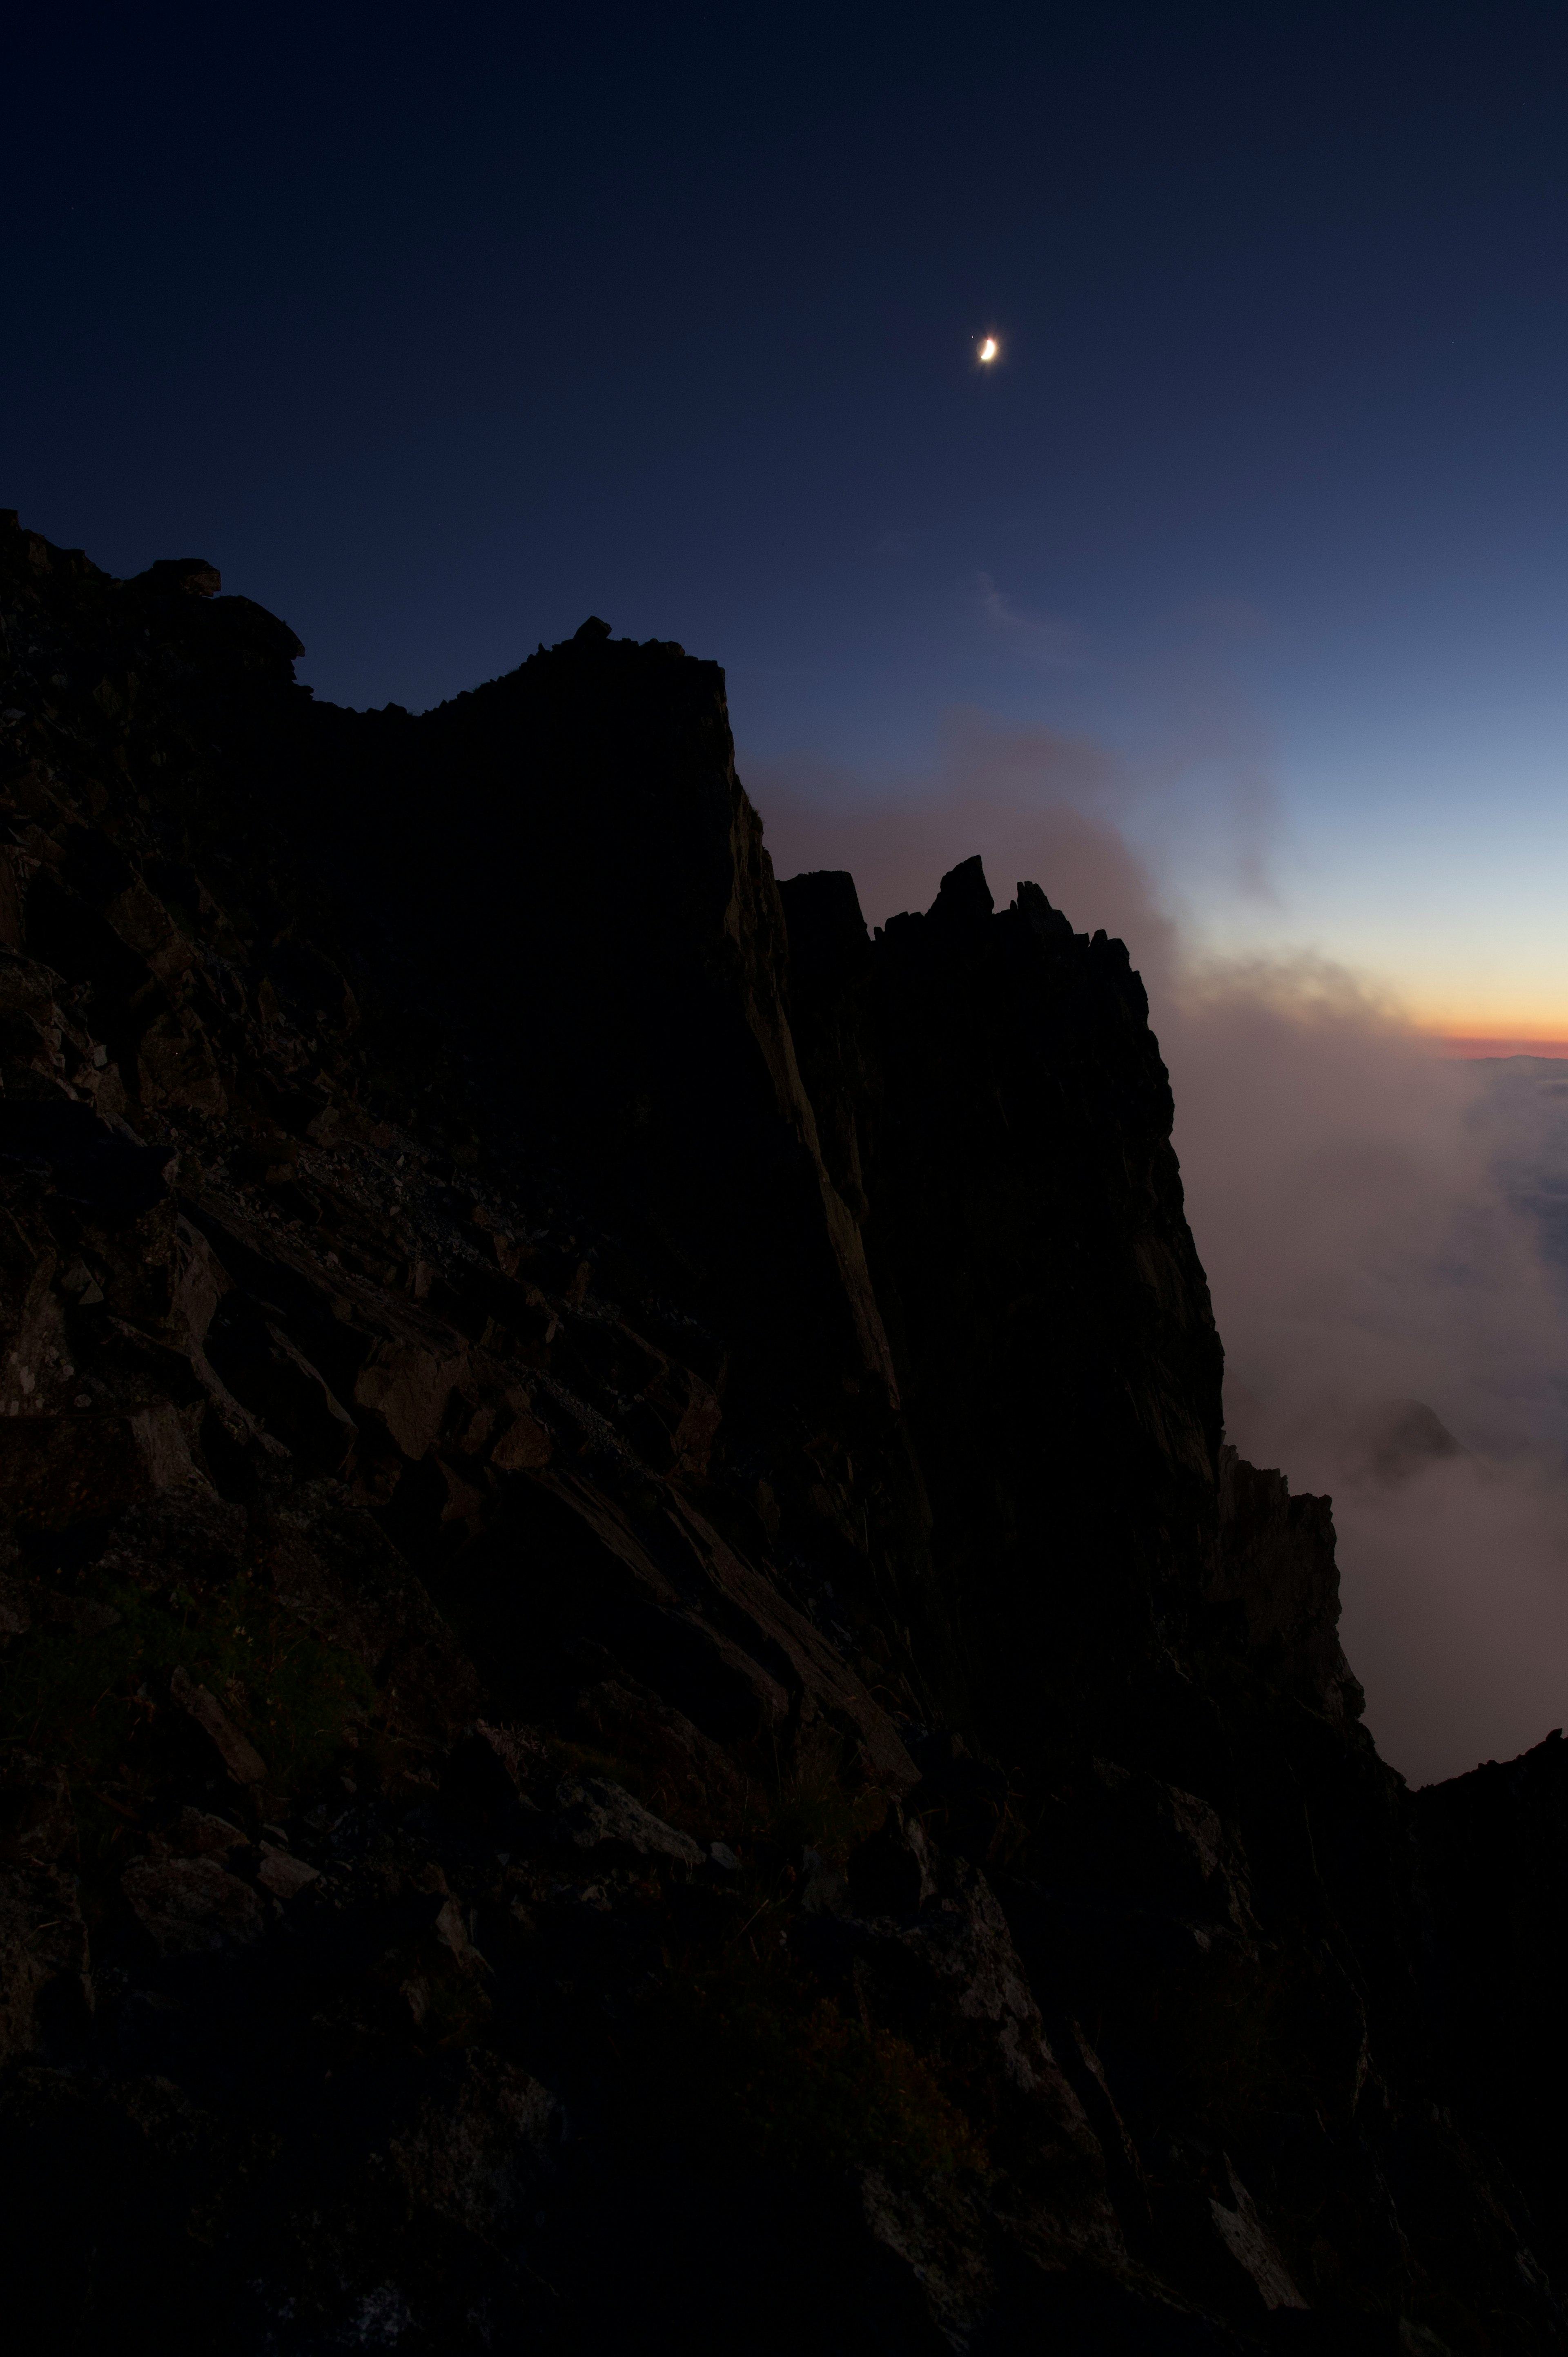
[1434,1032,1568,1059]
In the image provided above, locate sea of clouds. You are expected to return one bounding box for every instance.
[750,713,1568,1786]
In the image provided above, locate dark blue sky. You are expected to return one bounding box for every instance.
[10,2,1568,1020]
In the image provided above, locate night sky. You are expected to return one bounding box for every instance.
[10,2,1568,1030]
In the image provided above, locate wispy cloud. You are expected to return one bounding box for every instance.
[1169,972,1568,1782]
[974,572,1090,670]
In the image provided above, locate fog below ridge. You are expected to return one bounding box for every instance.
[756,730,1568,1787]
[1170,1017,1568,1787]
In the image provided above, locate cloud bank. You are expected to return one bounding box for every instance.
[749,720,1568,1786]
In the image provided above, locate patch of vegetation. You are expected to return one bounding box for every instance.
[748,1755,889,1862]
[416,1962,495,2051]
[0,1568,374,1801]
[652,1936,988,2185]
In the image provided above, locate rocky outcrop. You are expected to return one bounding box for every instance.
[0,508,1563,2352]
[778,857,1224,1755]
[1211,1445,1367,1726]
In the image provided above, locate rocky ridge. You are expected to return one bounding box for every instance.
[0,510,1562,2352]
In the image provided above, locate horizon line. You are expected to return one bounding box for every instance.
[1434,1033,1568,1059]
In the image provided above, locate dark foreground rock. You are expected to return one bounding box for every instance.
[0,510,1561,2351]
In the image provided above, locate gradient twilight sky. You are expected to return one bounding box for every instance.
[9,2,1568,1030]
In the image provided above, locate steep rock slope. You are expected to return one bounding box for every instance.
[778,856,1226,1752]
[0,511,1560,2353]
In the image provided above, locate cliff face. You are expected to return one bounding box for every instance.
[779,857,1225,1755]
[0,510,1561,2354]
